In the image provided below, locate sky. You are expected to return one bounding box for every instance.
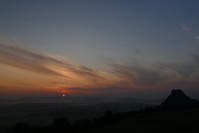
[0,0,199,99]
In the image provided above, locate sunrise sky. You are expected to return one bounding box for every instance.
[1,0,199,98]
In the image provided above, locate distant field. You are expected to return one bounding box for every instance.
[81,108,199,133]
[0,97,149,133]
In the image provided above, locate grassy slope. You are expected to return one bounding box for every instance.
[82,108,199,133]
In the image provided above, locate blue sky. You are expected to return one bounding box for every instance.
[0,0,199,98]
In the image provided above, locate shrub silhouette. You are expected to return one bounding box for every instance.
[73,119,92,132]
[104,110,114,119]
[50,117,72,133]
[13,122,30,133]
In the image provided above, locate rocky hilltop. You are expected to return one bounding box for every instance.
[159,89,199,110]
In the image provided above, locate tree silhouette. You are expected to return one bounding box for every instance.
[13,122,30,133]
[50,117,73,133]
[104,110,114,119]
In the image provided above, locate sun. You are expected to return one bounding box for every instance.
[62,94,65,97]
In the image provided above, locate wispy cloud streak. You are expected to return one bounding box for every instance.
[107,59,199,89]
[0,39,102,82]
[179,23,191,33]
[1,38,199,93]
[191,54,199,64]
[195,36,199,41]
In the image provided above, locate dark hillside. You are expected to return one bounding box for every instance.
[6,89,199,133]
[80,90,199,133]
[81,108,199,133]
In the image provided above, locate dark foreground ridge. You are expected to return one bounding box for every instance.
[6,89,199,133]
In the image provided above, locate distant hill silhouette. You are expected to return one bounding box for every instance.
[159,89,199,110]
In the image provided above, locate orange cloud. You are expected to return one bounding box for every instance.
[1,38,199,96]
[0,38,116,93]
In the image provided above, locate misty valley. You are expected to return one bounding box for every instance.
[1,90,199,133]
[0,96,158,132]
